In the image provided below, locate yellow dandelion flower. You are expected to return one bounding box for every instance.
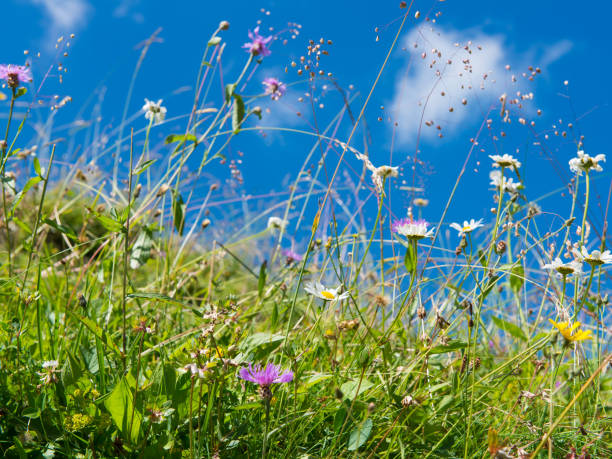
[549,319,592,342]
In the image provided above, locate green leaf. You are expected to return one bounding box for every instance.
[61,352,83,387]
[95,214,124,233]
[15,87,27,98]
[208,36,221,46]
[43,218,78,240]
[428,341,468,354]
[224,83,236,103]
[479,274,500,302]
[133,159,157,175]
[258,260,267,299]
[404,241,417,274]
[10,176,41,215]
[104,377,143,443]
[491,316,526,341]
[510,264,524,293]
[348,418,373,451]
[231,94,245,134]
[68,311,121,356]
[33,157,42,176]
[127,292,187,306]
[130,227,153,269]
[340,379,374,400]
[239,332,284,352]
[164,134,197,145]
[171,191,186,236]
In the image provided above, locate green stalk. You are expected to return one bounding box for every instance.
[1,88,16,276]
[464,166,505,458]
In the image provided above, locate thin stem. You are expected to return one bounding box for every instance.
[1,89,16,277]
[262,398,270,459]
[121,130,135,369]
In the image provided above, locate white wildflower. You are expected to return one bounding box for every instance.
[142,98,167,125]
[489,154,521,169]
[267,216,288,231]
[568,150,606,175]
[392,218,434,240]
[304,281,350,302]
[573,246,612,267]
[450,218,484,236]
[489,170,520,193]
[542,257,582,277]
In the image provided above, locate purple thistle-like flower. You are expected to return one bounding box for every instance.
[239,362,293,387]
[242,27,273,57]
[0,64,32,89]
[262,77,286,100]
[281,248,303,263]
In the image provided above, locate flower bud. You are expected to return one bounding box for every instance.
[219,21,230,30]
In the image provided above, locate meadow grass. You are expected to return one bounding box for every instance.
[0,7,610,459]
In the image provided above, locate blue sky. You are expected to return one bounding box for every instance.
[2,0,611,245]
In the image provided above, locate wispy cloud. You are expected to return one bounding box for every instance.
[389,26,572,145]
[113,0,144,23]
[30,0,90,41]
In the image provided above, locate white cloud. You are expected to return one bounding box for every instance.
[30,0,90,39]
[539,40,573,69]
[389,26,573,145]
[390,26,508,144]
[113,0,144,23]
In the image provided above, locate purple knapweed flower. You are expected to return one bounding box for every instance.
[281,248,303,264]
[242,27,272,57]
[262,77,286,100]
[392,217,434,240]
[0,64,32,89]
[239,363,293,400]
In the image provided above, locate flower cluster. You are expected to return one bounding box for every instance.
[489,170,519,193]
[262,77,286,100]
[304,281,349,302]
[568,150,606,175]
[542,257,582,277]
[450,218,484,236]
[281,248,303,264]
[267,216,288,231]
[392,218,434,240]
[489,154,521,169]
[242,27,272,57]
[0,64,32,89]
[239,362,293,400]
[142,98,167,125]
[355,153,398,195]
[549,319,591,342]
[38,360,59,387]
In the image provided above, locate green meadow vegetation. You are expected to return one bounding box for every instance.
[0,7,610,459]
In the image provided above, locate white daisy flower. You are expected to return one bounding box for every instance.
[142,98,167,125]
[569,150,606,175]
[489,154,521,169]
[450,218,484,236]
[267,216,288,231]
[542,257,582,277]
[489,170,520,193]
[392,218,434,240]
[304,281,350,302]
[573,246,612,266]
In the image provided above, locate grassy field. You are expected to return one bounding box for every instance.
[0,9,610,459]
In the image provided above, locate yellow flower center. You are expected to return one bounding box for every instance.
[321,290,336,300]
[462,225,471,232]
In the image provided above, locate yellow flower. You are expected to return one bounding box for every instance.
[549,319,592,342]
